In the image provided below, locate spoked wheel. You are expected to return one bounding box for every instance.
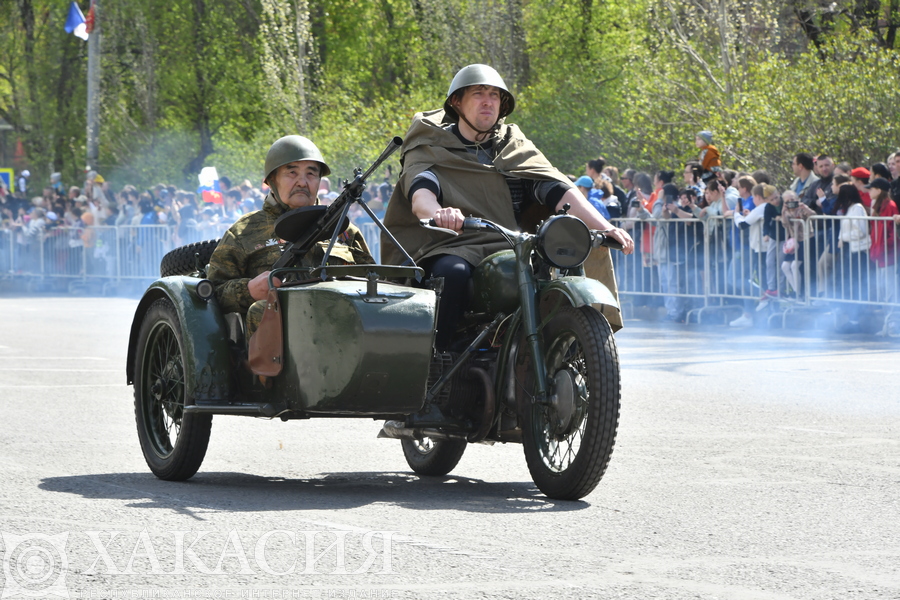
[522,305,620,500]
[134,298,212,480]
[401,436,467,476]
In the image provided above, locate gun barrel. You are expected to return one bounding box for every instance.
[359,136,403,183]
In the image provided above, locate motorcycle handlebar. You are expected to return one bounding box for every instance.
[592,230,624,251]
[421,217,489,233]
[421,217,625,251]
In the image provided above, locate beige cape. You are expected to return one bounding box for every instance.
[381,109,621,330]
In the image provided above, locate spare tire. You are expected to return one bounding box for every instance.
[160,239,220,277]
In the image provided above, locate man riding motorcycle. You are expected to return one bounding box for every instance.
[382,64,633,349]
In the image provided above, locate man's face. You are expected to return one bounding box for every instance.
[817,157,834,178]
[890,156,899,178]
[454,85,501,133]
[683,165,694,184]
[273,160,321,209]
[621,175,633,190]
[791,157,803,176]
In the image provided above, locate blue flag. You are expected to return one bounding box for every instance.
[65,2,89,40]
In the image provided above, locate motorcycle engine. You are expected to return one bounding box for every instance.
[427,351,495,422]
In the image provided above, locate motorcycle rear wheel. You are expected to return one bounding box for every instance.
[522,305,620,500]
[134,298,212,480]
[401,437,467,476]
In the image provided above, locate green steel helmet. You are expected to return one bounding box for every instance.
[263,135,331,184]
[443,64,515,122]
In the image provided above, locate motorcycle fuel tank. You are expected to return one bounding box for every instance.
[275,279,436,415]
[471,250,519,316]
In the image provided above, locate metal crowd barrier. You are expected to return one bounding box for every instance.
[2,215,898,333]
[1,225,171,287]
[807,216,899,307]
[614,212,900,331]
[613,216,711,321]
[358,222,382,264]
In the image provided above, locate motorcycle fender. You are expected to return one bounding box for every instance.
[126,277,232,403]
[539,276,619,311]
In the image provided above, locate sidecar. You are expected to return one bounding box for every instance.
[126,257,437,481]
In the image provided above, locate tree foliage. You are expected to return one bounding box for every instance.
[1,0,899,191]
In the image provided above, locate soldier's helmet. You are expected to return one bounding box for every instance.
[264,135,331,184]
[443,64,515,122]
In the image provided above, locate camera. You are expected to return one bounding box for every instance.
[785,200,799,209]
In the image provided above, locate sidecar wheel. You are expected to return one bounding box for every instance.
[134,298,212,481]
[401,437,467,476]
[522,305,620,500]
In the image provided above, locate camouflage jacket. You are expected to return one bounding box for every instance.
[207,194,374,314]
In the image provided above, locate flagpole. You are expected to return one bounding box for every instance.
[86,0,100,170]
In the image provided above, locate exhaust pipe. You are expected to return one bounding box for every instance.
[377,420,468,441]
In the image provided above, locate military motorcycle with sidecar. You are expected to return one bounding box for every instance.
[126,137,623,500]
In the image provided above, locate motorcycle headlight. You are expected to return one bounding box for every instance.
[535,215,591,269]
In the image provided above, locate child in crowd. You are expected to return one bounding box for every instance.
[866,178,898,303]
[695,131,722,183]
[734,184,780,308]
[779,190,815,298]
[575,176,611,220]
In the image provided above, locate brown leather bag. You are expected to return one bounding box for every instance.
[248,287,284,377]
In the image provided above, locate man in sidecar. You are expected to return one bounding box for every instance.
[207,135,373,337]
[382,64,633,350]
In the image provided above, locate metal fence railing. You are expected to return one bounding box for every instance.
[3,216,898,333]
[613,212,900,332]
[358,222,382,264]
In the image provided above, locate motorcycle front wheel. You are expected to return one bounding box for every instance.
[522,305,620,500]
[134,297,212,480]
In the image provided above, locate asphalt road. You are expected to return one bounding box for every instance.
[0,296,898,599]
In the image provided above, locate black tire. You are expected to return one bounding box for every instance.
[522,305,620,500]
[160,239,220,277]
[401,437,467,476]
[134,297,212,481]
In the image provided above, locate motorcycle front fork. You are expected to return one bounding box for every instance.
[515,240,550,406]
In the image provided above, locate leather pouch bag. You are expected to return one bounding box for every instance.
[248,287,284,377]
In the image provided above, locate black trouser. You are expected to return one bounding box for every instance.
[421,254,473,351]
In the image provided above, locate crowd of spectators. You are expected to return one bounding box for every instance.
[2,173,269,243]
[0,169,394,277]
[4,146,900,334]
[573,144,900,333]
